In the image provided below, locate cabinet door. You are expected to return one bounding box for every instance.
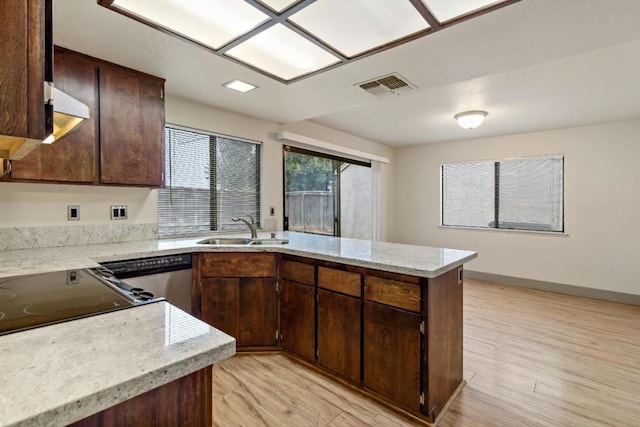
[199,277,278,348]
[11,47,98,182]
[0,0,50,157]
[238,278,278,347]
[317,289,361,382]
[200,278,239,339]
[280,280,315,361]
[364,301,421,412]
[99,65,164,186]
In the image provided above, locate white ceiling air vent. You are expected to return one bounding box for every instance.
[357,73,416,98]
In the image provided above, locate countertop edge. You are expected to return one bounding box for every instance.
[16,339,236,427]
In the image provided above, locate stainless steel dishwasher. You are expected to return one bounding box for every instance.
[99,254,193,314]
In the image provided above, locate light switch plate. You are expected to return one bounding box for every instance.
[67,205,80,221]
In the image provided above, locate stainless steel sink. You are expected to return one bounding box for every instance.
[196,237,289,245]
[196,237,253,245]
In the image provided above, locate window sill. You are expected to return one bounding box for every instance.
[438,225,569,237]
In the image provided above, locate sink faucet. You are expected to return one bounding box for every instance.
[232,216,258,239]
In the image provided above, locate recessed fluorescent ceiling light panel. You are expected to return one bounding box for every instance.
[223,79,257,93]
[100,0,519,83]
[421,0,507,23]
[109,0,268,49]
[226,24,340,80]
[289,0,430,58]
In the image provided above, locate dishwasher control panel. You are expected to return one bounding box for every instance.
[100,254,192,278]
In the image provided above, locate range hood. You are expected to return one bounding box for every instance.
[45,87,90,144]
[0,86,89,162]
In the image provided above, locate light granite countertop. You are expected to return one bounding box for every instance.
[0,301,235,427]
[0,231,477,279]
[0,232,476,426]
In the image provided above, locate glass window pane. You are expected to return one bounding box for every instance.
[215,137,261,231]
[112,0,268,49]
[289,0,429,57]
[499,157,563,232]
[421,0,503,23]
[226,24,340,80]
[340,163,372,239]
[284,151,336,235]
[158,128,211,237]
[158,127,261,237]
[442,161,494,228]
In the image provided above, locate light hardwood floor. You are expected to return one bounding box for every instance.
[212,279,640,426]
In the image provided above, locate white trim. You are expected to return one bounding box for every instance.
[167,123,261,145]
[277,131,390,164]
[438,225,568,236]
[371,161,382,241]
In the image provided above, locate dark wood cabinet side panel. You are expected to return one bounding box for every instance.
[281,279,315,361]
[426,268,463,418]
[201,278,240,339]
[99,66,164,186]
[317,289,361,382]
[238,278,278,346]
[26,0,48,139]
[11,47,98,182]
[0,0,29,137]
[70,366,213,427]
[364,301,421,412]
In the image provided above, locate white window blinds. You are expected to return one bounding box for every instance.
[441,155,563,232]
[158,126,261,237]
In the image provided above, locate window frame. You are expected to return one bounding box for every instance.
[440,154,565,234]
[158,123,262,238]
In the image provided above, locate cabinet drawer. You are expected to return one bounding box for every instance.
[318,267,361,297]
[281,260,315,286]
[364,276,421,313]
[199,253,275,278]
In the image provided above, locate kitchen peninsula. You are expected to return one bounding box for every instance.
[0,232,476,425]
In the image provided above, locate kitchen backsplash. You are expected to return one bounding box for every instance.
[0,223,158,251]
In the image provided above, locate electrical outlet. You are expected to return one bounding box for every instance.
[270,206,275,216]
[110,205,128,220]
[67,205,80,221]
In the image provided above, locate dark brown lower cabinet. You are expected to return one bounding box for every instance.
[317,289,361,382]
[280,279,315,361]
[200,277,277,347]
[364,300,421,412]
[70,366,212,426]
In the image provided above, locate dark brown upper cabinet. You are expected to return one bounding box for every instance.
[0,0,53,160]
[11,47,165,187]
[10,48,98,182]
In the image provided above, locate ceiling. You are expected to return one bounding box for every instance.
[53,0,640,147]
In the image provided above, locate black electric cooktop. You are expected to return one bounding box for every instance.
[0,269,138,336]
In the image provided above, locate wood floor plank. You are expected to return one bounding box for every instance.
[213,279,640,426]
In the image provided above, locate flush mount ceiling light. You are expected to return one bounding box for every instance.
[455,110,488,129]
[99,0,520,83]
[223,79,258,93]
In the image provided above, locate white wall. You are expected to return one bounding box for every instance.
[0,182,156,225]
[392,119,640,295]
[0,95,394,240]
